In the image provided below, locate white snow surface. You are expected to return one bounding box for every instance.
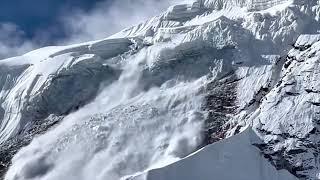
[1,0,320,180]
[130,128,297,180]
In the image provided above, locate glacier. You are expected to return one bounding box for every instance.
[1,0,320,180]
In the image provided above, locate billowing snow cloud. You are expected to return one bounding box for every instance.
[60,0,188,44]
[0,23,36,59]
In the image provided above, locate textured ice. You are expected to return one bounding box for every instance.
[0,38,132,144]
[295,34,320,48]
[202,0,292,11]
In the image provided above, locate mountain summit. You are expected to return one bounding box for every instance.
[1,0,320,179]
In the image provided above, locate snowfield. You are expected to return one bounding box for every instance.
[129,128,298,180]
[1,0,320,180]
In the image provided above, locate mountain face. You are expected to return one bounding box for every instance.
[1,0,320,179]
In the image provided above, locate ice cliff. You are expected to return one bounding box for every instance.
[1,0,320,179]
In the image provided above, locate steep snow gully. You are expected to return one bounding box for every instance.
[1,0,320,179]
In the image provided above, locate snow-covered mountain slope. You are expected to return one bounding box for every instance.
[130,128,297,180]
[1,0,320,180]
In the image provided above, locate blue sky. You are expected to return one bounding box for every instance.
[0,0,106,43]
[0,0,174,58]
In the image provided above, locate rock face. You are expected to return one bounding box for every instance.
[1,0,320,180]
[252,35,320,179]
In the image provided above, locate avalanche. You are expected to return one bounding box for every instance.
[1,0,320,180]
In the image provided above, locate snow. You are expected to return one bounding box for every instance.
[129,128,297,180]
[245,38,320,138]
[202,0,292,11]
[1,0,320,180]
[4,45,208,180]
[295,34,320,48]
[165,1,202,20]
[0,36,135,143]
[248,0,293,11]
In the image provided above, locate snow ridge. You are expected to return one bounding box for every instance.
[129,128,297,180]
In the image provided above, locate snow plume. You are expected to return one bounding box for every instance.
[0,23,37,59]
[60,0,193,44]
[5,45,206,180]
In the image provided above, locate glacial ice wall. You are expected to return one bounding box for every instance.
[202,0,292,10]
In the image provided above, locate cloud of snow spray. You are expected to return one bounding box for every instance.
[5,23,206,180]
[0,23,37,59]
[61,0,193,44]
